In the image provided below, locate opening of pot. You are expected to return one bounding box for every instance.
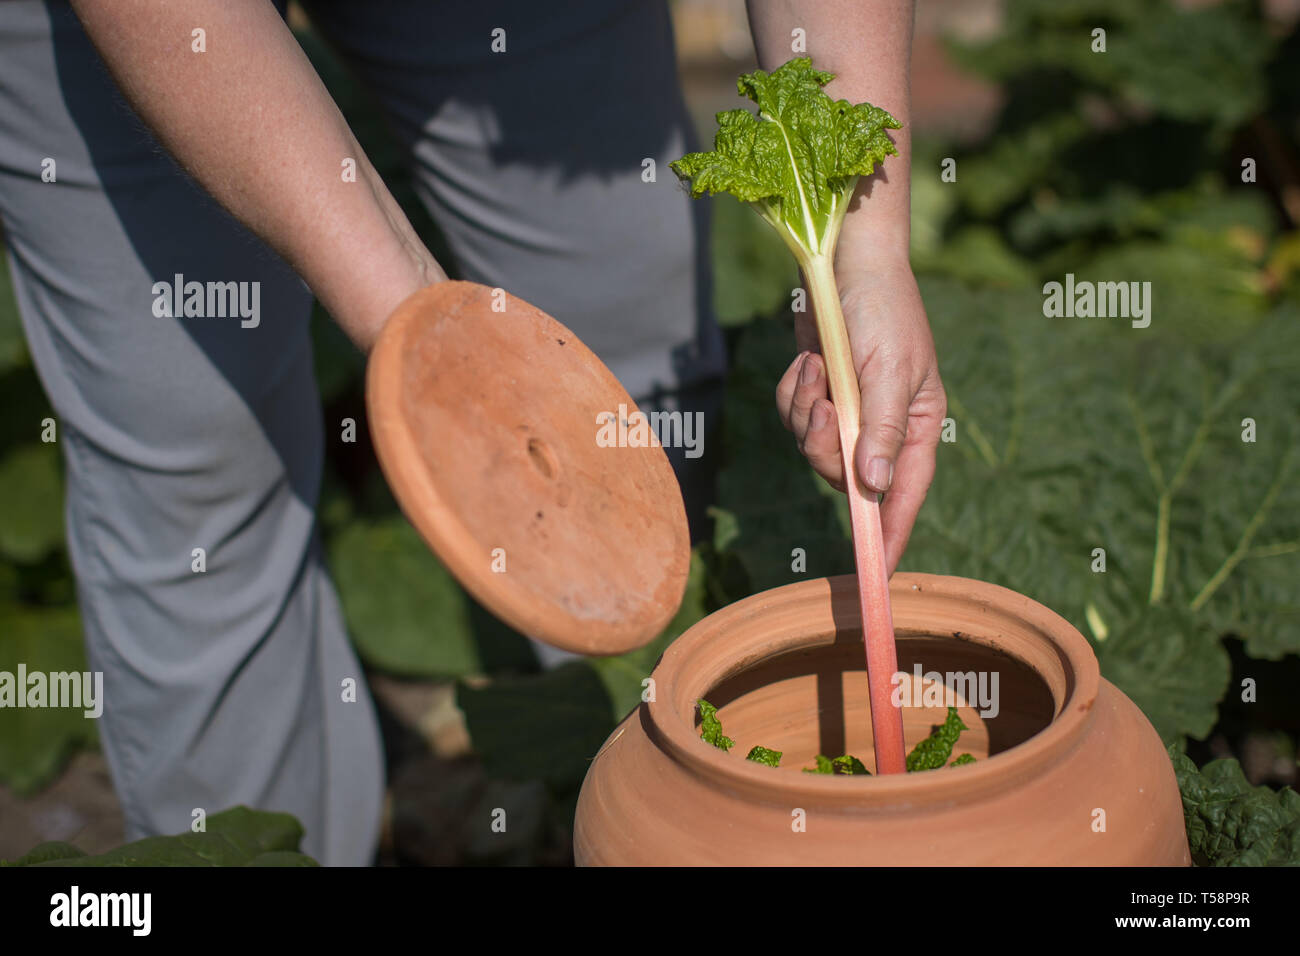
[698,636,1056,774]
[651,575,1100,804]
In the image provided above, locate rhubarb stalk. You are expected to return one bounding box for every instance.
[670,57,907,773]
[804,256,906,774]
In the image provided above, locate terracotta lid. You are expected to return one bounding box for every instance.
[365,281,691,656]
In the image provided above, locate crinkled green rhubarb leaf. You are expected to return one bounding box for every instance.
[697,698,733,752]
[805,754,835,774]
[1170,746,1300,866]
[832,754,869,775]
[2,806,317,867]
[803,754,870,775]
[907,707,969,772]
[670,57,899,257]
[746,745,782,767]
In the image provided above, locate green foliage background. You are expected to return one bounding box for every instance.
[1,806,317,866]
[2,0,1298,864]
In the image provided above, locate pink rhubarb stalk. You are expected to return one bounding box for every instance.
[667,57,909,773]
[805,255,906,774]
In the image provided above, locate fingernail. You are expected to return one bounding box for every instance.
[865,456,893,492]
[810,400,830,431]
[800,354,820,385]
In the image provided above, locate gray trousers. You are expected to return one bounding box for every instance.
[0,0,722,864]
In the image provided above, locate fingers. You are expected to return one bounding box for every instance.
[776,352,846,488]
[802,399,845,489]
[879,377,946,574]
[853,366,913,495]
[775,351,803,430]
[789,352,823,435]
[879,432,938,575]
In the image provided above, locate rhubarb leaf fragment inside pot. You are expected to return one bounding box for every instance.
[697,698,734,752]
[905,707,969,772]
[696,699,975,774]
[804,754,871,775]
[746,746,782,767]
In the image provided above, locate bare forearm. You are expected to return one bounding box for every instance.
[69,0,445,349]
[746,0,913,265]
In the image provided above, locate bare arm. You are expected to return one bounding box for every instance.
[69,0,446,351]
[751,0,946,575]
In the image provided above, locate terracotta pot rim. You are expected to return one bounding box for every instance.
[644,573,1102,811]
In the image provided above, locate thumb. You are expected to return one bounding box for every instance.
[854,371,910,494]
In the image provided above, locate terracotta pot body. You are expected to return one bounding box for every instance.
[574,573,1190,866]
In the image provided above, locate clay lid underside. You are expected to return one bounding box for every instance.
[366,281,691,656]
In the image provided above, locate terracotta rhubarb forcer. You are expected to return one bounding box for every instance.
[366,281,690,655]
[575,573,1191,865]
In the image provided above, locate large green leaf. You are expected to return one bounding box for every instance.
[1075,236,1268,346]
[457,551,710,794]
[904,279,1300,738]
[0,443,64,563]
[1171,747,1300,866]
[0,252,28,374]
[711,279,1299,744]
[328,516,534,678]
[1095,607,1228,742]
[0,604,95,795]
[457,661,615,793]
[1073,306,1300,663]
[2,806,316,866]
[329,517,477,676]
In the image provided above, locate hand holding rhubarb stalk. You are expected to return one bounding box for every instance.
[671,57,938,774]
[778,265,945,578]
